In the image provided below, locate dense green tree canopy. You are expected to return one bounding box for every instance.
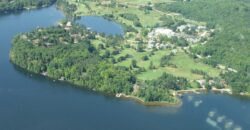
[10,25,135,95]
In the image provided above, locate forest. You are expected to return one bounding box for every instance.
[0,0,56,14]
[155,0,250,93]
[10,25,135,94]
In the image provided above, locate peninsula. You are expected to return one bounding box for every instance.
[10,0,250,105]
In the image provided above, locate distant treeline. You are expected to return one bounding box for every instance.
[0,0,56,14]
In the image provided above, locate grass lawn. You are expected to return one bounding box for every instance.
[136,51,221,81]
[116,0,170,4]
[137,68,165,80]
[115,48,171,68]
[169,52,221,77]
[113,48,206,80]
[68,0,165,27]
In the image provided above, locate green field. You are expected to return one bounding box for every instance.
[113,48,221,81]
[137,52,221,80]
[116,0,170,4]
[68,0,169,27]
[169,52,220,77]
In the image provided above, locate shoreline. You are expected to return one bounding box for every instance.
[116,93,183,107]
[11,62,181,107]
[176,87,233,95]
[10,63,250,107]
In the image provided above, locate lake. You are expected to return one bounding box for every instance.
[76,16,124,36]
[0,6,250,130]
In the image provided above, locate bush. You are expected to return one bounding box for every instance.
[142,56,149,61]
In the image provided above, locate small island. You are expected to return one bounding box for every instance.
[9,0,250,105]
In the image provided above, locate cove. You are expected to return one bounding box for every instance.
[76,16,124,36]
[0,6,250,130]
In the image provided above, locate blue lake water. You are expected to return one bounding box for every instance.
[76,16,124,36]
[0,6,250,130]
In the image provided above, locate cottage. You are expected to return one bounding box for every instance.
[66,21,72,27]
[228,68,238,73]
[217,64,226,70]
[196,79,206,88]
